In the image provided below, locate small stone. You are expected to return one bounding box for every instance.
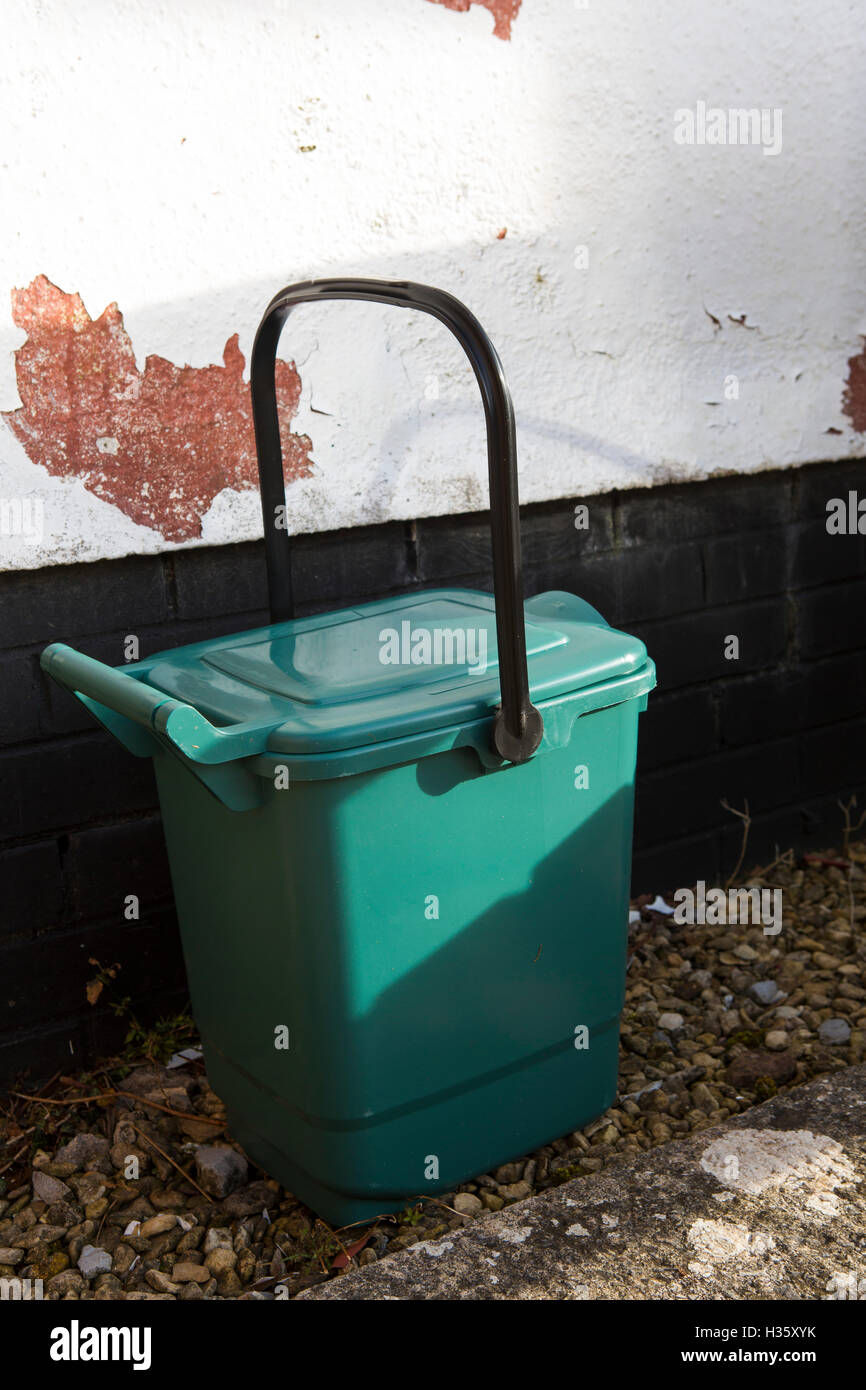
[146,1269,181,1294]
[764,1030,789,1051]
[47,1269,85,1297]
[44,1162,77,1181]
[734,943,759,961]
[493,1162,522,1184]
[221,1180,277,1218]
[112,1243,136,1275]
[29,1249,70,1280]
[68,1172,107,1205]
[453,1193,483,1217]
[148,1189,186,1211]
[204,1247,237,1276]
[819,1018,852,1045]
[54,1133,111,1174]
[46,1200,83,1228]
[498,1180,532,1202]
[110,1143,149,1173]
[180,1116,224,1143]
[172,1261,211,1284]
[19,1223,67,1249]
[194,1146,248,1199]
[94,1272,123,1294]
[32,1171,71,1205]
[725,1049,797,1089]
[203,1226,234,1254]
[139,1213,177,1239]
[481,1191,505,1211]
[77,1245,112,1278]
[657,1012,684,1031]
[0,1247,23,1264]
[389,1232,420,1252]
[806,989,834,1011]
[690,1083,717,1115]
[122,1065,195,1097]
[751,980,784,1005]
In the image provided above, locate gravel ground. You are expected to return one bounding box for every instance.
[1,841,864,1300]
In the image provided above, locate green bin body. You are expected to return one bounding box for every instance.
[41,279,655,1225]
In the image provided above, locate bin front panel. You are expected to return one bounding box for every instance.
[154,691,641,1216]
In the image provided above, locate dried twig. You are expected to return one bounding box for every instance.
[9,1089,221,1126]
[95,1198,116,1244]
[721,798,751,889]
[0,1143,28,1177]
[838,795,866,861]
[315,1215,354,1269]
[405,1194,464,1220]
[753,846,796,880]
[10,1091,109,1108]
[130,1122,213,1203]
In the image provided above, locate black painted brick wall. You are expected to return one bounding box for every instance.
[1,458,864,1084]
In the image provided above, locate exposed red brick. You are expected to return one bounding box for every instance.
[425,0,521,41]
[2,275,313,542]
[842,337,866,433]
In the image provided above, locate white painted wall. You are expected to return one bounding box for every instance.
[1,0,865,571]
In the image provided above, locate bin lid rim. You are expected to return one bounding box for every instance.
[123,588,650,757]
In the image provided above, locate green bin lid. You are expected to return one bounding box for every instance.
[127,588,651,757]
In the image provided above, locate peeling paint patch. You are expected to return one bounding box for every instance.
[425,0,521,41]
[842,337,866,432]
[2,276,313,542]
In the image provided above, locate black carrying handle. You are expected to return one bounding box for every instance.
[250,277,543,764]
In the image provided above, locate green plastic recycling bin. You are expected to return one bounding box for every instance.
[42,278,656,1225]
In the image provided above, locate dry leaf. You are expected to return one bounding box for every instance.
[332,1233,373,1268]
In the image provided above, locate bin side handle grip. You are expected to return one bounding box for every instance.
[40,643,262,765]
[250,277,543,765]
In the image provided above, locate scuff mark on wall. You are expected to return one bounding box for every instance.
[425,0,521,41]
[842,337,866,432]
[2,276,313,542]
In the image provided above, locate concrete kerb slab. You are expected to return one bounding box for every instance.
[299,1065,866,1300]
